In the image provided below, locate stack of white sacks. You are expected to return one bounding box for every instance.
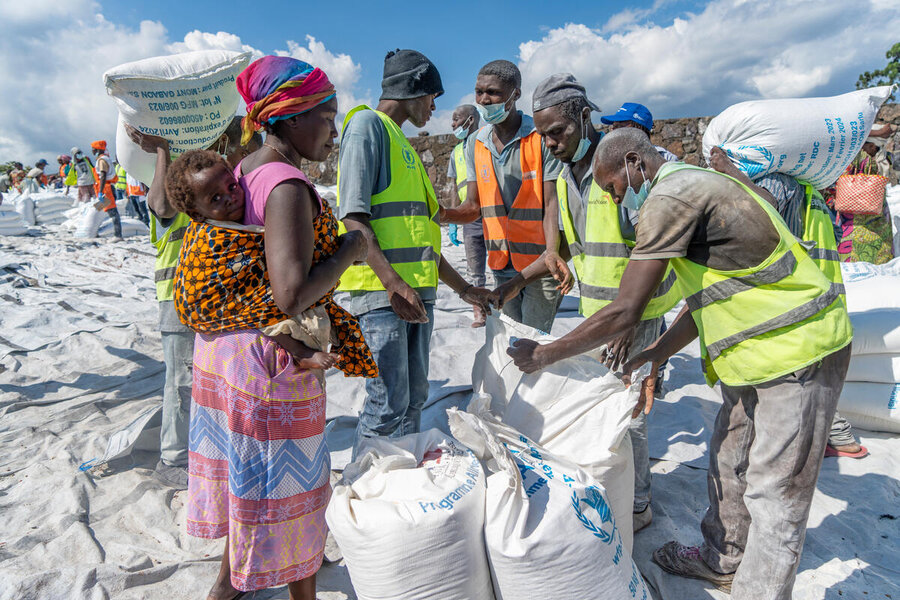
[326,316,650,600]
[839,259,900,434]
[0,202,28,235]
[14,193,36,226]
[30,192,72,225]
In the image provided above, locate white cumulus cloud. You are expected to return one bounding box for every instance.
[0,3,369,165]
[517,0,900,121]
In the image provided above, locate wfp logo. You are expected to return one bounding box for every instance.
[402,147,416,169]
[481,165,491,182]
[572,486,616,544]
[725,145,774,179]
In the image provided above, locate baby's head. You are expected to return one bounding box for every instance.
[166,150,245,222]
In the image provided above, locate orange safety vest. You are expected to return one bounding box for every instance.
[92,155,116,208]
[127,182,145,196]
[474,131,545,271]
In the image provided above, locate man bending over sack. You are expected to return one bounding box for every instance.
[708,146,868,460]
[495,74,681,534]
[508,127,852,599]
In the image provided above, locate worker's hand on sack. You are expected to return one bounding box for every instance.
[620,350,661,418]
[599,327,636,372]
[448,224,461,246]
[125,123,169,155]
[460,286,492,314]
[339,230,368,264]
[488,276,524,310]
[544,250,575,294]
[507,338,546,373]
[388,281,429,323]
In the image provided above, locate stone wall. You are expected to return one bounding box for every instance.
[303,104,900,201]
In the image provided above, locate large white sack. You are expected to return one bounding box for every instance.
[847,310,900,355]
[472,314,640,550]
[702,86,892,189]
[326,430,494,600]
[887,185,900,256]
[105,50,251,185]
[0,206,27,235]
[14,195,35,225]
[449,409,649,600]
[846,353,900,384]
[74,205,108,238]
[98,217,150,238]
[837,382,900,434]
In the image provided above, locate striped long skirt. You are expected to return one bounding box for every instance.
[186,329,330,591]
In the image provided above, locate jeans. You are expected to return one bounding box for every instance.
[463,224,486,288]
[354,303,435,454]
[114,187,125,201]
[627,316,663,512]
[128,195,150,226]
[492,271,562,333]
[699,344,851,600]
[106,206,123,238]
[161,329,194,466]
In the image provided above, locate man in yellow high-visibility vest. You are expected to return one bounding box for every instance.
[338,50,491,452]
[508,127,852,599]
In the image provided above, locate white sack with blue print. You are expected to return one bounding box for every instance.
[449,408,649,600]
[325,430,494,600]
[472,314,643,550]
[702,86,892,189]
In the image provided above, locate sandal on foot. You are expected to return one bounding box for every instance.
[825,443,868,459]
[652,541,734,591]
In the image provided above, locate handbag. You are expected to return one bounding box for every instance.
[834,159,888,215]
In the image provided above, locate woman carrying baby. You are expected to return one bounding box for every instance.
[170,56,373,600]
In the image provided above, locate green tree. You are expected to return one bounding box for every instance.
[857,42,900,100]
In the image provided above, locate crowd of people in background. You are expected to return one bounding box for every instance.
[2,47,897,600]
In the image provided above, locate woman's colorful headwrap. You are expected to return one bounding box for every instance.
[236,56,336,145]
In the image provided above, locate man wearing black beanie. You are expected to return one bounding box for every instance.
[338,49,491,452]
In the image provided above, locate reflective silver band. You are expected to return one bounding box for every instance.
[155,267,177,282]
[382,246,440,264]
[705,282,843,361]
[583,242,630,259]
[653,269,677,298]
[371,201,430,220]
[685,251,797,312]
[507,207,543,221]
[807,248,840,262]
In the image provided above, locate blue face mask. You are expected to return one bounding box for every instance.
[476,92,514,125]
[570,114,591,163]
[622,159,651,211]
[453,115,473,140]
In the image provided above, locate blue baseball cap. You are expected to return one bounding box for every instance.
[600,102,654,130]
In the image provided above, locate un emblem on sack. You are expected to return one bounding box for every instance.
[402,147,416,169]
[572,486,616,544]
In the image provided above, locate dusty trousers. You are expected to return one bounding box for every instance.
[699,344,851,600]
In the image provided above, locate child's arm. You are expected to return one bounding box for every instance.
[270,333,340,370]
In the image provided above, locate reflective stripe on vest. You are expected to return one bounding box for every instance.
[336,105,441,292]
[557,175,680,320]
[114,164,127,190]
[800,182,845,298]
[475,131,545,271]
[150,212,190,302]
[656,163,852,387]
[453,142,467,203]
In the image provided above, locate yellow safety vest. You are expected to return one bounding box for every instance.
[453,142,467,203]
[557,175,679,319]
[150,212,190,302]
[337,105,441,292]
[656,163,852,387]
[114,164,128,190]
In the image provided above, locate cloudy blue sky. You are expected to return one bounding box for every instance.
[1,0,898,164]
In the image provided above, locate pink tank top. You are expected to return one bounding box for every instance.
[236,160,322,226]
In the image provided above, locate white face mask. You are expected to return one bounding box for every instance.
[570,113,591,163]
[477,91,515,125]
[453,115,473,139]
